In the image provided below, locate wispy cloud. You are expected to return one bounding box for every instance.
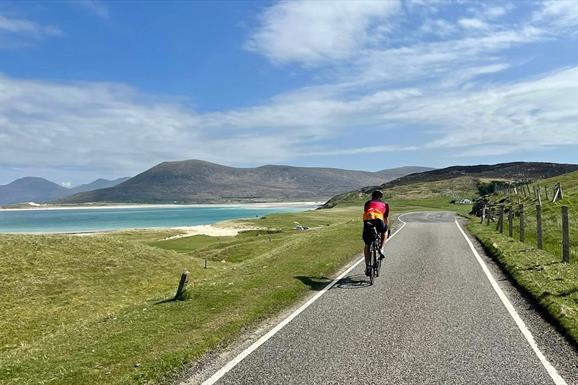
[1,1,578,182]
[245,0,401,66]
[74,0,109,18]
[0,14,62,37]
[534,0,578,29]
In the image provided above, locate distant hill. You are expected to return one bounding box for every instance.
[69,177,131,195]
[0,177,69,205]
[382,162,578,187]
[0,176,130,205]
[322,162,578,208]
[58,160,434,204]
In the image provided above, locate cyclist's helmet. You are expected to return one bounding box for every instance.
[371,190,383,199]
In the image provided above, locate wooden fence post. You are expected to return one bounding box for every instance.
[481,205,486,224]
[486,207,491,225]
[519,204,525,242]
[508,206,513,237]
[175,270,190,300]
[562,206,570,263]
[497,205,504,234]
[544,186,549,201]
[536,204,543,249]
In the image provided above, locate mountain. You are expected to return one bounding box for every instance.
[0,177,69,205]
[380,162,578,187]
[321,162,578,208]
[69,177,131,194]
[58,160,434,204]
[0,177,130,205]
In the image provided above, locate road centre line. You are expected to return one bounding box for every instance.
[455,219,567,385]
[200,214,409,385]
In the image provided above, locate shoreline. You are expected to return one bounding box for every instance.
[0,201,323,212]
[0,203,319,236]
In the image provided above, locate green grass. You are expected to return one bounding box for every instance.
[466,170,578,345]
[326,176,480,208]
[0,199,462,385]
[482,170,578,262]
[0,206,364,385]
[467,220,578,344]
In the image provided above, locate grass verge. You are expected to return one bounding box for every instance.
[466,219,578,346]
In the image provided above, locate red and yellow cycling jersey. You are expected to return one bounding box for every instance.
[363,199,389,221]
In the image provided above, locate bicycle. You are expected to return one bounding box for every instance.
[367,225,382,285]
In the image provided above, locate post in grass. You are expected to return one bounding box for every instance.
[519,204,525,242]
[175,270,190,301]
[508,206,513,237]
[562,206,570,263]
[497,205,504,234]
[536,204,543,249]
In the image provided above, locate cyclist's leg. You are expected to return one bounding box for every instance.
[364,244,371,273]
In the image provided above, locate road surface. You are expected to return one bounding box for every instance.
[199,211,571,385]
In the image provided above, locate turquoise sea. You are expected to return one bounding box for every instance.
[0,204,317,233]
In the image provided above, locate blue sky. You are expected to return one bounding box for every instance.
[0,0,577,186]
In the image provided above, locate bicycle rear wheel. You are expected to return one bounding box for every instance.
[369,242,378,284]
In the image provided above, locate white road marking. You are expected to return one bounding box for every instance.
[455,219,567,385]
[200,214,408,385]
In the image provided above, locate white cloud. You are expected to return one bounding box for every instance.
[458,18,490,30]
[402,67,578,153]
[418,18,458,37]
[534,0,578,28]
[245,0,401,65]
[75,0,109,18]
[2,1,578,183]
[305,145,418,156]
[484,5,510,19]
[0,14,62,37]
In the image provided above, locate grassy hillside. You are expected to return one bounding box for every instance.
[323,176,480,208]
[322,162,578,209]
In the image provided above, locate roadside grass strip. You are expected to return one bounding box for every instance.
[466,221,578,347]
[457,220,568,385]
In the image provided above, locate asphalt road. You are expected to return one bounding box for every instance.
[202,211,571,385]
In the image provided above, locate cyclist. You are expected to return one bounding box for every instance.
[362,190,389,276]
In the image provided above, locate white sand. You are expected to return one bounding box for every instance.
[163,223,262,240]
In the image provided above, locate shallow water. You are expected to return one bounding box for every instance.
[0,204,317,233]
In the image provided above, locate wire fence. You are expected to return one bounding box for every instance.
[480,182,575,263]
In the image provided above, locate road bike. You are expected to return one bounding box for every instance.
[367,225,382,285]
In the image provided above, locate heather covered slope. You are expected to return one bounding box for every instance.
[58,160,432,204]
[322,162,578,208]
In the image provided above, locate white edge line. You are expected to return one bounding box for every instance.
[201,214,409,385]
[454,219,567,385]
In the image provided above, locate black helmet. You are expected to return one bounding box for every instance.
[371,190,383,199]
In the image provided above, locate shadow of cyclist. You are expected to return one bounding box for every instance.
[294,276,332,291]
[334,274,371,289]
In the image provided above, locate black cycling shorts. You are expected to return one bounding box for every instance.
[362,219,387,245]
